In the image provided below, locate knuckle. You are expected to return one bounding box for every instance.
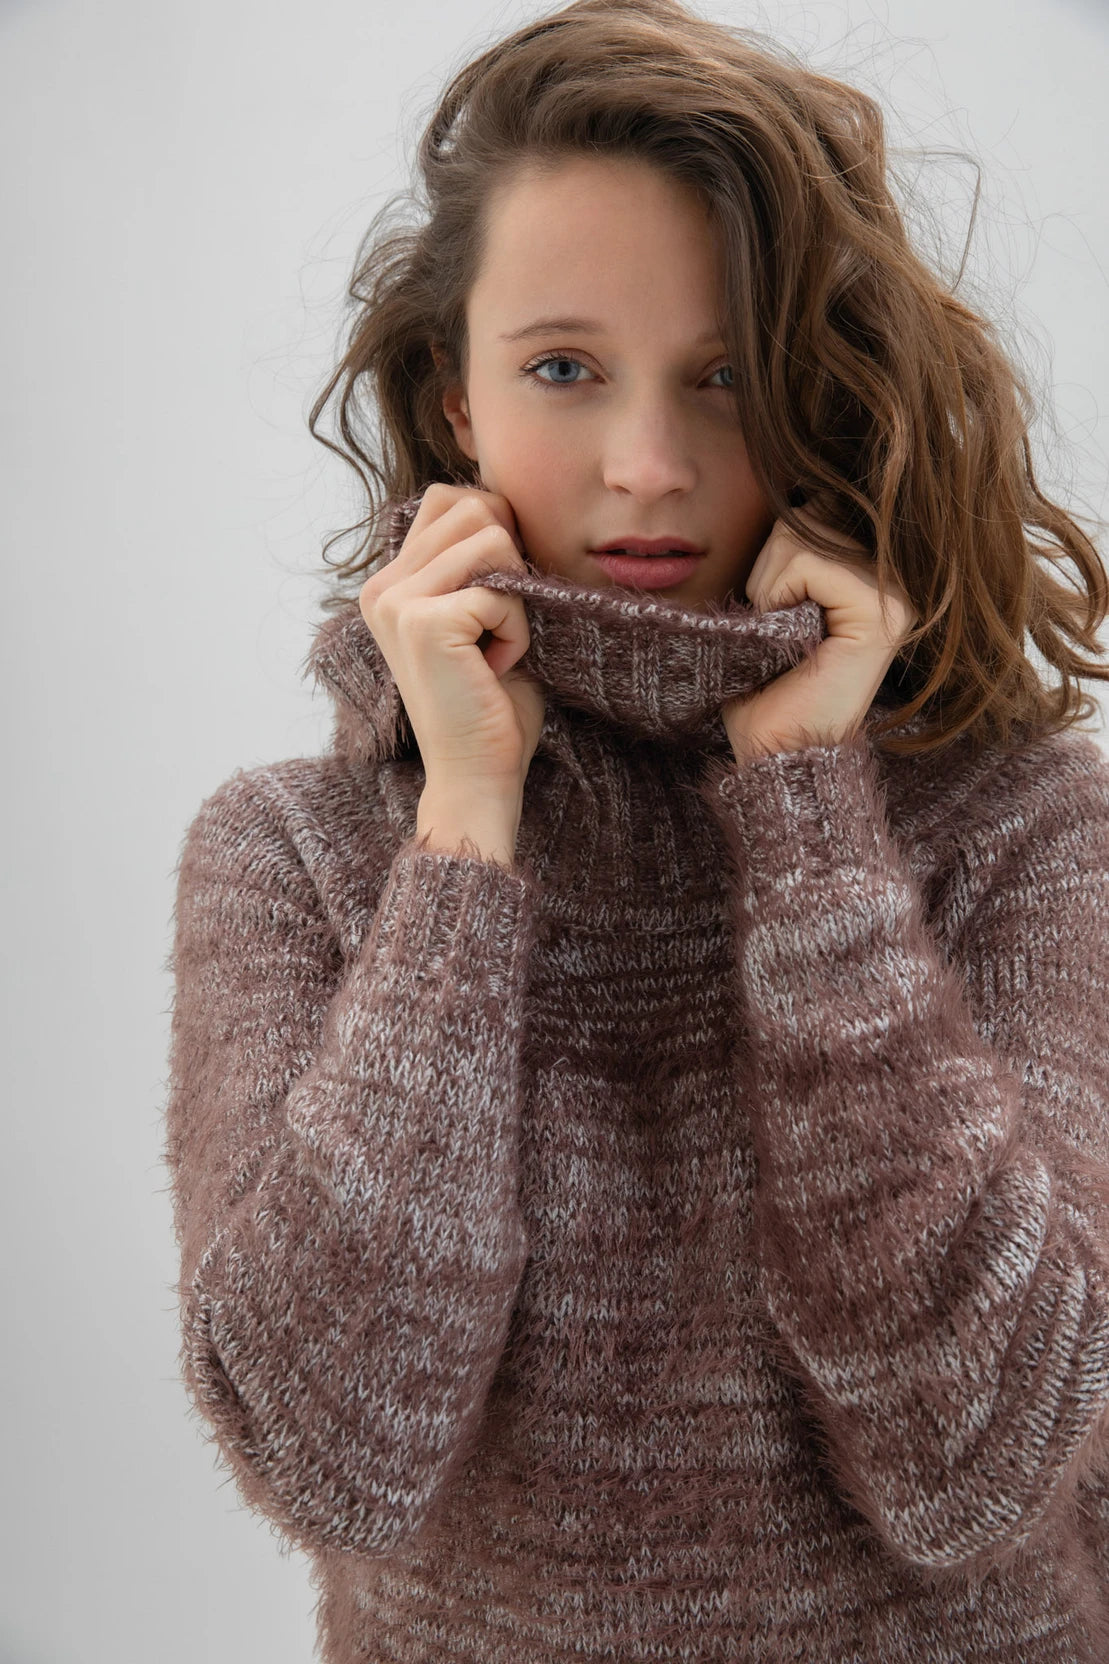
[374,585,402,626]
[397,592,432,628]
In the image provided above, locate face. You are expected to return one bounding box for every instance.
[437,154,777,609]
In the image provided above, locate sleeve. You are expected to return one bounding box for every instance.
[162,769,540,1560]
[697,729,1109,1586]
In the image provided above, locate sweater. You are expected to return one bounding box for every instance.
[164,488,1109,1662]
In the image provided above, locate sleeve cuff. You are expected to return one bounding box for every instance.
[370,843,541,1000]
[698,731,892,882]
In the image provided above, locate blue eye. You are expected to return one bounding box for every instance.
[520,352,736,391]
[523,354,593,387]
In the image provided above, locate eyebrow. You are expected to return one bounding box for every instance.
[498,315,726,345]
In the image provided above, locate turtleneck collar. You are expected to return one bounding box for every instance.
[303,488,900,771]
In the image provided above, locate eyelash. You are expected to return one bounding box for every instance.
[519,351,735,393]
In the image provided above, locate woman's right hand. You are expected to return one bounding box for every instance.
[358,484,546,800]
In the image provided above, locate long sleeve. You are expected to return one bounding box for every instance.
[698,730,1109,1585]
[163,768,540,1560]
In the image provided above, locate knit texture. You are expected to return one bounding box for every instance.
[164,489,1109,1661]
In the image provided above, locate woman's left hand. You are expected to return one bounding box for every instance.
[721,507,919,764]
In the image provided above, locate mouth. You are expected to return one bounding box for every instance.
[592,538,706,558]
[589,548,706,591]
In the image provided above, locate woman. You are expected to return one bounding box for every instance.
[164,1,1109,1657]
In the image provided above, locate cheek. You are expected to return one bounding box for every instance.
[727,456,774,527]
[511,475,570,542]
[498,465,582,568]
[480,403,558,473]
[495,420,583,501]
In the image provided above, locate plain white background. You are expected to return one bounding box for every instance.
[2,0,1107,1659]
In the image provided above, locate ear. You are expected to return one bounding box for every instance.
[431,342,478,462]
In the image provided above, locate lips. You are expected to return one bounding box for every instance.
[603,548,695,559]
[590,549,705,591]
[593,537,705,558]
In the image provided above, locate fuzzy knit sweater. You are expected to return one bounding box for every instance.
[164,489,1109,1663]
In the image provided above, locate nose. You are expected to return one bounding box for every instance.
[600,394,698,500]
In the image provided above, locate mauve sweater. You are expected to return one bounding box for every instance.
[164,489,1109,1662]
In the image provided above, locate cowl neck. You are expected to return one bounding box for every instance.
[304,488,900,771]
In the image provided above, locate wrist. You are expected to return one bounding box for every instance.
[415,779,522,868]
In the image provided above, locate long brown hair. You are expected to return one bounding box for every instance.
[306,0,1108,761]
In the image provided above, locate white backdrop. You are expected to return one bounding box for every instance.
[2,0,1106,1659]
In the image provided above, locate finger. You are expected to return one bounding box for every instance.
[373,493,523,593]
[368,526,528,621]
[410,485,523,559]
[746,534,803,610]
[415,585,532,678]
[404,492,502,567]
[760,556,815,611]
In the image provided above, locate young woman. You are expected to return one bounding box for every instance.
[164,1,1109,1658]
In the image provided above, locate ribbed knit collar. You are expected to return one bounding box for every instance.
[304,488,897,770]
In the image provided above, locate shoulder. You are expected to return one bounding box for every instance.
[176,753,409,949]
[947,726,1107,846]
[877,720,1109,833]
[877,724,1109,928]
[184,751,395,844]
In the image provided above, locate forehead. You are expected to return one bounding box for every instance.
[470,156,725,328]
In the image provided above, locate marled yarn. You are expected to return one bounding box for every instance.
[164,489,1109,1661]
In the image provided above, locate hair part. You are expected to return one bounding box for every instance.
[307,0,1109,762]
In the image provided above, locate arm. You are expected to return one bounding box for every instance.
[698,731,1109,1584]
[163,768,539,1560]
[415,778,525,870]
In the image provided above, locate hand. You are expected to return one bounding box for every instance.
[721,506,919,764]
[358,484,547,796]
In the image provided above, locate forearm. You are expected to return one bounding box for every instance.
[171,804,540,1558]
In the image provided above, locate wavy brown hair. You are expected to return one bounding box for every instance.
[306,0,1108,761]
